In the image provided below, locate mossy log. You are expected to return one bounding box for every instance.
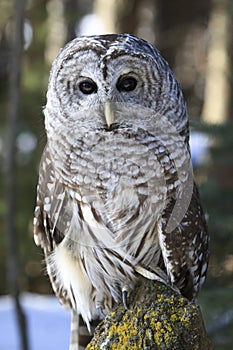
[87,278,212,349]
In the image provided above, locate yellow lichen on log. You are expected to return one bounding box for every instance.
[86,278,212,349]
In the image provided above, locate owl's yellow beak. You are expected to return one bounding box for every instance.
[104,101,114,127]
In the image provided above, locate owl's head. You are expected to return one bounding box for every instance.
[44,34,188,136]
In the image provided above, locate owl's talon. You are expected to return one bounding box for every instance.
[122,290,128,309]
[97,306,105,319]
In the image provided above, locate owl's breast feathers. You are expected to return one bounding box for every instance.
[34,126,208,323]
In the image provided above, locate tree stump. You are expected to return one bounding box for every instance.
[87,278,212,349]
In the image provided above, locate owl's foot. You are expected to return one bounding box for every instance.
[95,296,105,319]
[122,288,128,309]
[97,306,105,319]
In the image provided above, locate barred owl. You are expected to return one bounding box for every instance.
[34,34,209,349]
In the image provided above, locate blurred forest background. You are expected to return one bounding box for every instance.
[0,0,233,349]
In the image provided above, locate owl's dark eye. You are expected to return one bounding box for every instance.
[116,76,137,92]
[79,79,97,94]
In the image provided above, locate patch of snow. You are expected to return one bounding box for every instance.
[190,131,211,167]
[0,293,70,350]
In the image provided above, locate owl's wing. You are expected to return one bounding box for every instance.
[34,145,100,349]
[159,182,209,300]
[33,145,73,305]
[34,146,67,250]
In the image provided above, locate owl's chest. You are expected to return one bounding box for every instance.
[55,129,167,195]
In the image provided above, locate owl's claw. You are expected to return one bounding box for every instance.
[122,290,128,309]
[97,306,105,319]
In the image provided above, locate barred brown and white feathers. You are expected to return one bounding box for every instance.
[33,34,209,349]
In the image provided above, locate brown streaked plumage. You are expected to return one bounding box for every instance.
[33,34,209,349]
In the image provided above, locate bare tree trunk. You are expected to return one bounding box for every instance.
[5,0,29,349]
[202,0,232,123]
[136,0,157,44]
[93,0,142,34]
[64,0,79,42]
[45,0,67,64]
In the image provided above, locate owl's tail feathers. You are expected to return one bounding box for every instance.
[69,311,100,350]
